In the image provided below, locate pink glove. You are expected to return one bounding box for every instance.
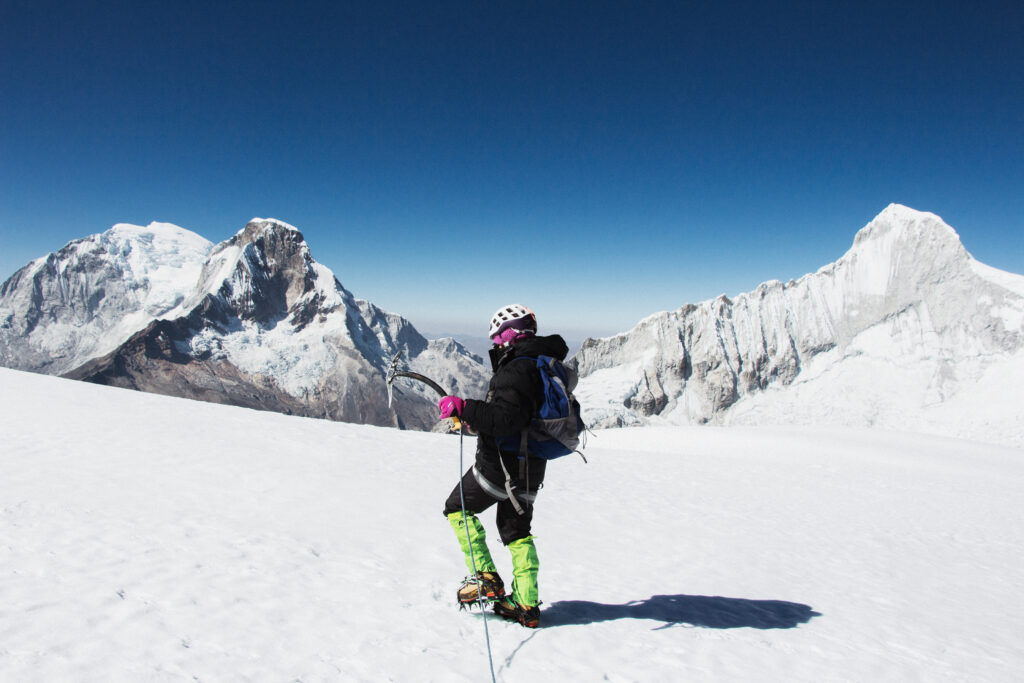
[438,396,465,420]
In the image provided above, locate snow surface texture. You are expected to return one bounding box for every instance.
[575,204,1024,448]
[0,219,488,429]
[2,367,1023,682]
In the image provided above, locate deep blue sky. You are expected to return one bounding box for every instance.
[2,1,1022,338]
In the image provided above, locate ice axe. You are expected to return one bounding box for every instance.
[387,351,493,678]
[386,352,462,431]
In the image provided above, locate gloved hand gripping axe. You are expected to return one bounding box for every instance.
[386,352,462,431]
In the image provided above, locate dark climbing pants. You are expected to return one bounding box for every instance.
[442,465,543,546]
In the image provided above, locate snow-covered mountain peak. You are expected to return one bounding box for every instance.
[100,221,211,256]
[180,218,337,325]
[801,204,974,314]
[99,222,213,284]
[229,218,307,250]
[107,220,205,238]
[851,203,957,246]
[56,221,212,267]
[245,216,303,233]
[838,203,961,266]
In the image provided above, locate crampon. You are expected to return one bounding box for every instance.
[493,598,541,628]
[457,571,505,609]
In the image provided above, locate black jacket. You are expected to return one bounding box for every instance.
[461,334,570,491]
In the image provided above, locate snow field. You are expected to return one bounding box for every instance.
[2,368,1023,681]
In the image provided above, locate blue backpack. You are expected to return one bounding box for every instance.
[498,355,586,460]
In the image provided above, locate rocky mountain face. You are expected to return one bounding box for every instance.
[574,204,1024,446]
[1,219,489,430]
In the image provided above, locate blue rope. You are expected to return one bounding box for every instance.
[457,424,497,683]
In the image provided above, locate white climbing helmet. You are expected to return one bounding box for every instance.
[487,303,537,338]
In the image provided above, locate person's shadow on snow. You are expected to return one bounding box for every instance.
[542,594,820,629]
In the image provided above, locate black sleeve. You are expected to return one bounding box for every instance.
[461,363,538,437]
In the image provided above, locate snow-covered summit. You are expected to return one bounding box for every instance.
[850,202,955,243]
[244,216,303,234]
[179,217,344,326]
[575,205,1024,447]
[828,203,968,300]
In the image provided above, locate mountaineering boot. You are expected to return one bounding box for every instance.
[448,511,500,605]
[493,598,541,628]
[494,536,540,627]
[457,571,506,606]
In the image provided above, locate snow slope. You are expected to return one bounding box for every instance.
[2,368,1022,681]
